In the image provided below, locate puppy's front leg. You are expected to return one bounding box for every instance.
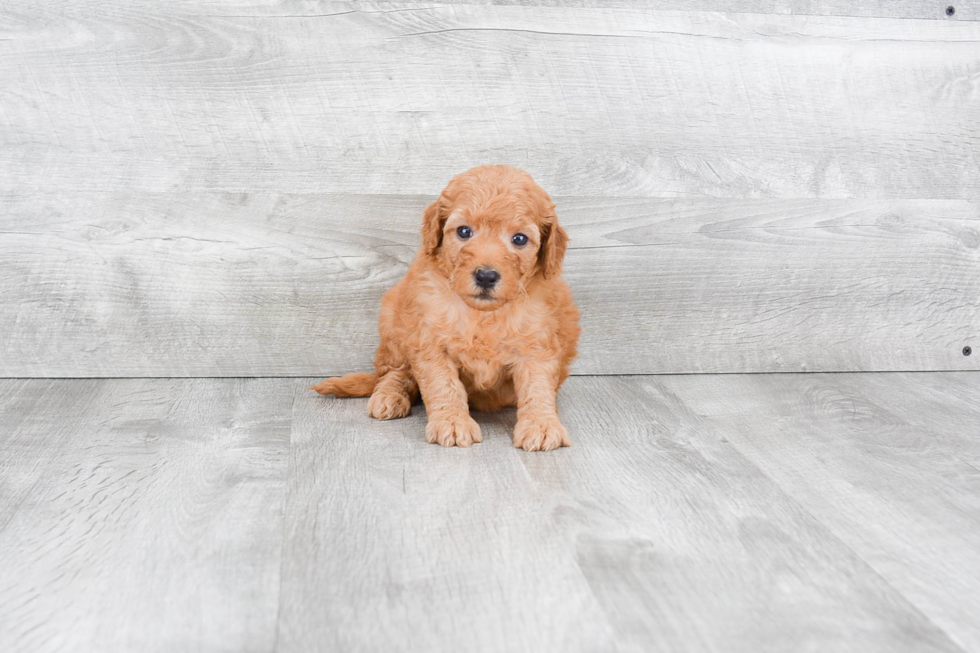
[413,354,482,448]
[512,358,570,452]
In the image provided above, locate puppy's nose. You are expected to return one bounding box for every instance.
[473,268,500,289]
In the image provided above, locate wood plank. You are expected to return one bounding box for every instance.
[516,376,964,652]
[9,0,977,21]
[423,1,980,21]
[277,380,617,652]
[2,5,978,198]
[13,0,978,21]
[772,0,978,21]
[826,372,980,468]
[0,379,291,653]
[567,197,979,374]
[0,380,107,533]
[2,192,976,376]
[655,372,980,652]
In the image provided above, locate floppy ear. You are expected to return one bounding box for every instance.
[538,218,569,279]
[421,197,447,256]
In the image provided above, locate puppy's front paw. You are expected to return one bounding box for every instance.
[425,413,483,448]
[368,390,411,420]
[513,415,570,452]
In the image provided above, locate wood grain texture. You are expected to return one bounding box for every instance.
[655,372,980,652]
[277,381,618,652]
[0,380,103,532]
[825,372,980,467]
[430,1,980,21]
[1,4,978,198]
[279,374,971,652]
[0,379,292,653]
[1,374,978,651]
[13,0,978,21]
[518,375,969,652]
[342,0,980,21]
[2,192,976,376]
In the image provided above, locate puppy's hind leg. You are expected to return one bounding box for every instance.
[368,368,418,420]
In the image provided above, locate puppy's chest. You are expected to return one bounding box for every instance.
[444,319,521,387]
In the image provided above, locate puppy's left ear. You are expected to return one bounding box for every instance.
[421,196,447,256]
[539,217,569,279]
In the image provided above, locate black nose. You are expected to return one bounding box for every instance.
[473,268,500,289]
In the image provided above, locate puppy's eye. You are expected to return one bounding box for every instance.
[511,233,528,247]
[457,226,473,239]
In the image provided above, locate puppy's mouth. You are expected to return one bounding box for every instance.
[465,288,506,311]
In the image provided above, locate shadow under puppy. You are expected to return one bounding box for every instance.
[312,164,580,451]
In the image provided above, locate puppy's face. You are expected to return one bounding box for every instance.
[421,166,568,312]
[441,202,541,310]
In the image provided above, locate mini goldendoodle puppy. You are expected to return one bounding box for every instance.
[311,164,580,451]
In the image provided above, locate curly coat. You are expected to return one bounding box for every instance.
[311,164,580,451]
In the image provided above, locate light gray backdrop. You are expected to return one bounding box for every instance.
[1,0,977,376]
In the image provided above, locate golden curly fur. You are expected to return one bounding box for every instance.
[311,164,580,451]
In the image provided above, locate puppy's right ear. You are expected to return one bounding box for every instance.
[421,196,447,256]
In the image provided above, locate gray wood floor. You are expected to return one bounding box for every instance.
[1,373,978,652]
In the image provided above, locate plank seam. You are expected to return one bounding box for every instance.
[717,423,975,652]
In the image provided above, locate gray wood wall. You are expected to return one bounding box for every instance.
[1,1,978,376]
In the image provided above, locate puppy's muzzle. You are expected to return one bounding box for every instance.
[473,268,500,290]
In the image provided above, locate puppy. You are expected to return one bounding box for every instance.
[311,164,580,451]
